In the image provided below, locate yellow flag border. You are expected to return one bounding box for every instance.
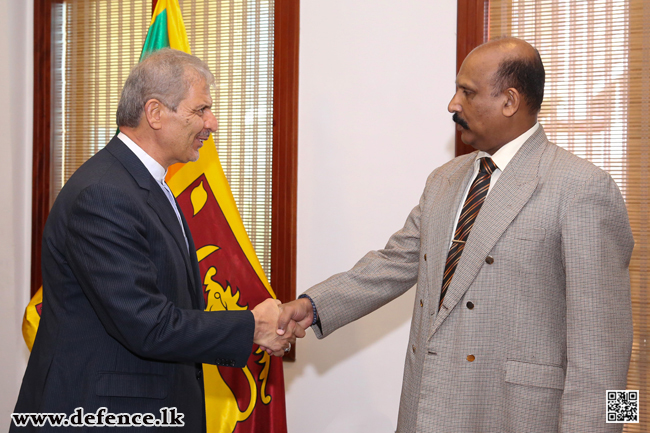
[167,138,275,297]
[152,0,191,53]
[160,0,274,297]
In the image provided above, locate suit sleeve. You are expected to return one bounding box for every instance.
[305,172,437,338]
[559,170,634,432]
[66,183,255,367]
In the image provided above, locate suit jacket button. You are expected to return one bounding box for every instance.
[466,301,474,310]
[485,255,494,264]
[467,355,475,362]
[196,370,203,379]
[420,299,423,307]
[412,345,416,354]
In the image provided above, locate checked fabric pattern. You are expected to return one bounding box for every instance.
[304,126,634,432]
[439,156,497,310]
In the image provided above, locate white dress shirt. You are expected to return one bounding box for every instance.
[449,122,540,247]
[118,132,189,251]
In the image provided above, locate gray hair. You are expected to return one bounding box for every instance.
[116,48,215,128]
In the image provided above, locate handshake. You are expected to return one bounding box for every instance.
[250,297,314,357]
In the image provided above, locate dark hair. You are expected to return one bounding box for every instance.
[491,49,545,112]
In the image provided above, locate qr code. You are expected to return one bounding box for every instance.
[606,390,639,423]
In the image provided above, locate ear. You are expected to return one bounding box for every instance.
[502,87,521,118]
[143,99,164,130]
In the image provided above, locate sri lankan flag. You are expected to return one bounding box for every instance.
[22,1,288,432]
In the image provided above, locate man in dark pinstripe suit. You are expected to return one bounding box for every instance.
[12,49,302,432]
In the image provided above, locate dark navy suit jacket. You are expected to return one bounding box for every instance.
[12,137,255,432]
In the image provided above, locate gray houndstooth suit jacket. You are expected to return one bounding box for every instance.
[305,126,634,433]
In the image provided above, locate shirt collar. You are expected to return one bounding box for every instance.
[476,122,540,171]
[118,132,167,184]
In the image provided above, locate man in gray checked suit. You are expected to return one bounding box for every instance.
[278,38,634,432]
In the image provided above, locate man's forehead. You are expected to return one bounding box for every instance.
[458,51,500,86]
[456,65,486,90]
[186,79,213,102]
[455,73,476,89]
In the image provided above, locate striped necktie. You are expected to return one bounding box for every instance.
[439,157,497,310]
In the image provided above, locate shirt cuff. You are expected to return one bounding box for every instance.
[298,294,319,326]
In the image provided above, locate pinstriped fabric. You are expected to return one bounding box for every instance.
[439,157,496,310]
[11,137,256,433]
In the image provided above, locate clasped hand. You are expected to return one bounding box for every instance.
[251,298,314,357]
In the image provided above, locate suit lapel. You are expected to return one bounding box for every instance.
[182,210,204,310]
[424,155,476,314]
[146,183,199,300]
[430,127,549,335]
[106,137,199,305]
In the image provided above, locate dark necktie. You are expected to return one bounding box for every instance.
[439,157,497,310]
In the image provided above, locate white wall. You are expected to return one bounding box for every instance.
[0,0,33,426]
[0,0,456,430]
[287,1,457,432]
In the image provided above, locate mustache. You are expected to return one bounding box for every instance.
[196,131,211,140]
[452,113,469,130]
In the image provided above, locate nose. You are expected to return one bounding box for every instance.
[204,109,218,133]
[448,90,461,113]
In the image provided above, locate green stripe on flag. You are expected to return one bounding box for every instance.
[116,9,171,136]
[140,10,170,60]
